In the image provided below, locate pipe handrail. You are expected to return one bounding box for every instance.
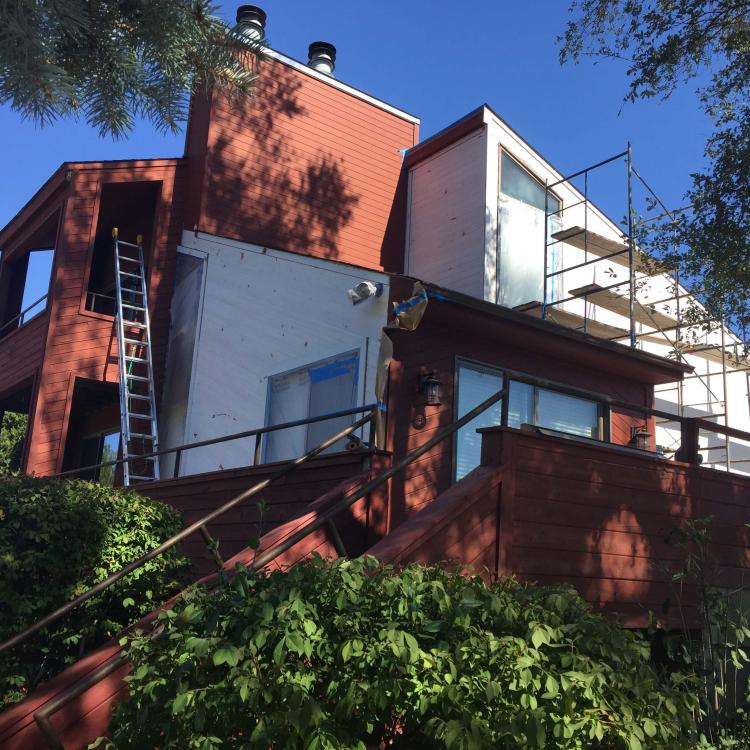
[246,385,509,573]
[0,293,48,335]
[55,403,378,480]
[0,410,376,656]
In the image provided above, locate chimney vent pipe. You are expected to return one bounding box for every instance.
[307,41,336,76]
[236,5,266,41]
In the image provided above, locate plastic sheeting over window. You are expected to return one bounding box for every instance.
[496,152,562,309]
[265,351,359,463]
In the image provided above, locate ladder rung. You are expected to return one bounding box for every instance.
[129,475,155,482]
[128,432,156,440]
[126,374,150,382]
[122,288,145,295]
[126,454,157,462]
[123,338,149,346]
[119,270,142,279]
[125,356,149,363]
[127,393,152,401]
[121,303,146,312]
[118,254,142,262]
[124,322,148,329]
[130,414,155,421]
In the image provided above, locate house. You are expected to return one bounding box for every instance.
[1,6,749,748]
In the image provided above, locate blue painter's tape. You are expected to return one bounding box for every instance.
[376,401,388,412]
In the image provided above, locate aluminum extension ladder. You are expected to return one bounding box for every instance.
[112,228,160,484]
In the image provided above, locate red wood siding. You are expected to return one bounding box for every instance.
[22,160,185,476]
[503,428,750,625]
[0,312,48,397]
[385,289,661,530]
[188,56,418,271]
[139,451,389,573]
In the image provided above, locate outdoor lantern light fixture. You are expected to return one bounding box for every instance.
[631,425,652,451]
[419,372,443,406]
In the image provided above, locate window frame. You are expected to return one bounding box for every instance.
[452,356,609,481]
[263,348,361,463]
[498,148,562,216]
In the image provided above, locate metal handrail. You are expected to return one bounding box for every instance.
[25,388,507,750]
[55,403,378,481]
[0,293,48,336]
[0,409,376,656]
[18,380,750,749]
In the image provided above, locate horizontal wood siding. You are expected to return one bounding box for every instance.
[24,161,185,476]
[138,451,386,573]
[192,56,418,272]
[0,312,47,397]
[385,287,657,530]
[503,429,749,625]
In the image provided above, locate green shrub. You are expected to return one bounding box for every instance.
[106,556,699,749]
[0,411,27,475]
[0,475,188,706]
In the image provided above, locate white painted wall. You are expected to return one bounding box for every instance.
[162,231,390,476]
[406,129,488,298]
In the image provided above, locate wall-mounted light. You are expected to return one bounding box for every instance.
[347,281,384,305]
[418,372,443,406]
[631,425,652,451]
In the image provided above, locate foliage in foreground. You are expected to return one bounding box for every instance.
[0,476,188,706]
[105,556,698,749]
[560,1,750,336]
[0,0,262,137]
[0,411,27,475]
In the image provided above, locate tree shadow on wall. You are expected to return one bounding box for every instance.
[204,64,359,259]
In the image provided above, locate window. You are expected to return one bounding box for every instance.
[0,248,54,336]
[455,360,603,480]
[496,151,562,309]
[264,351,359,463]
[455,362,503,481]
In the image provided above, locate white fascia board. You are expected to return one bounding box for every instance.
[264,49,420,125]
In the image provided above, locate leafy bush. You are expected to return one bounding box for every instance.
[0,475,188,706]
[106,556,699,749]
[0,411,27,475]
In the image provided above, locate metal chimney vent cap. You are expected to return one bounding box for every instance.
[236,5,267,40]
[308,41,337,76]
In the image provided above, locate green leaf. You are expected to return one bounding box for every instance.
[212,645,240,667]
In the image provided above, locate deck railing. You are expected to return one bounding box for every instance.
[56,403,378,482]
[8,373,750,748]
[0,293,48,337]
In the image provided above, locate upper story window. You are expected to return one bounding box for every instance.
[501,152,560,215]
[496,151,562,309]
[264,350,360,463]
[454,359,603,480]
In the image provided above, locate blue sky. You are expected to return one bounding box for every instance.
[1,0,711,239]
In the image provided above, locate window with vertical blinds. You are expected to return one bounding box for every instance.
[454,361,603,481]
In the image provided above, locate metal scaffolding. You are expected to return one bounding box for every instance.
[523,145,750,472]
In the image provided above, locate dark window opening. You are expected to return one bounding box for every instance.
[61,379,122,483]
[0,211,58,338]
[85,181,161,316]
[0,383,33,474]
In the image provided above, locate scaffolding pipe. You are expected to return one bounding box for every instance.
[627,142,636,348]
